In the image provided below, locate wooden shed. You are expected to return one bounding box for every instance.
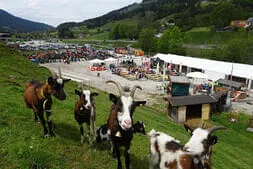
[167,95,217,123]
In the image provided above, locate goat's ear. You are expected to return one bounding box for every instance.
[63,79,71,83]
[91,92,99,96]
[109,93,118,104]
[208,136,218,145]
[134,101,146,106]
[48,77,54,85]
[184,123,193,135]
[75,89,81,96]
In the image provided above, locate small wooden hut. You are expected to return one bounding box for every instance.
[168,95,217,123]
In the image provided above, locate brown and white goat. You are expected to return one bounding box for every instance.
[148,125,225,169]
[24,68,70,137]
[106,80,146,169]
[74,89,98,144]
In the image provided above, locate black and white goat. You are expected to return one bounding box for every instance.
[148,125,225,169]
[96,120,146,143]
[74,89,98,144]
[106,80,146,169]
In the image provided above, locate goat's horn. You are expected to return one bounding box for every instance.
[130,85,142,97]
[50,69,58,79]
[58,67,62,78]
[208,126,226,136]
[106,80,123,96]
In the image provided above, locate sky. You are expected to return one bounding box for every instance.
[0,0,142,27]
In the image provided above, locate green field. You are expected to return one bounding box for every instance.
[184,30,252,45]
[0,43,253,169]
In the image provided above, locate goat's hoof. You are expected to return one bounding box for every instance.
[44,134,50,138]
[50,132,56,137]
[112,151,117,158]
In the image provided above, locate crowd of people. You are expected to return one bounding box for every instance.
[25,46,114,64]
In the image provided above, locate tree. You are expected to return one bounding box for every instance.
[137,28,157,53]
[222,39,253,64]
[58,27,74,39]
[157,26,185,55]
[211,2,245,28]
[110,24,121,40]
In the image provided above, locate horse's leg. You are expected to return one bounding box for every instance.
[79,123,84,144]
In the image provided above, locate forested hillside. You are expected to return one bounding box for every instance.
[0,9,53,32]
[58,0,253,35]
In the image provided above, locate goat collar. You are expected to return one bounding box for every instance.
[40,89,46,99]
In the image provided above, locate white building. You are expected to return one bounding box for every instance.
[153,53,253,89]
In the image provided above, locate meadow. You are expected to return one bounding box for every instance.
[0,43,253,169]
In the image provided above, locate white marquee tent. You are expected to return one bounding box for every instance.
[153,53,253,89]
[88,59,104,64]
[186,72,208,79]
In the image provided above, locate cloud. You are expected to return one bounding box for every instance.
[0,0,142,26]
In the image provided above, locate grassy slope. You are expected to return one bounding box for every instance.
[185,30,251,44]
[0,43,253,169]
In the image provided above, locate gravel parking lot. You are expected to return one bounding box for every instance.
[42,62,167,105]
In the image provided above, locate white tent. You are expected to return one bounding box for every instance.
[88,59,104,64]
[104,57,117,62]
[153,53,253,79]
[186,72,208,79]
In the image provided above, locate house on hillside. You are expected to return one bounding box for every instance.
[167,95,217,123]
[230,20,248,28]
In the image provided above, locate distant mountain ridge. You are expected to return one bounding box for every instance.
[0,9,53,32]
[58,0,253,31]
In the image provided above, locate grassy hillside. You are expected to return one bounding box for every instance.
[0,43,253,169]
[185,29,252,44]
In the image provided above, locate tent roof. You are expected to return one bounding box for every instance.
[104,57,117,62]
[88,58,104,63]
[216,79,244,89]
[153,53,253,79]
[186,72,208,79]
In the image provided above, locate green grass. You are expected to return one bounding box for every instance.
[0,43,253,169]
[184,30,251,44]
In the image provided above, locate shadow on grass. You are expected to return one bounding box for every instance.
[91,141,111,152]
[56,122,80,142]
[131,153,149,169]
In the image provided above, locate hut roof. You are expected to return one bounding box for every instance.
[169,76,190,84]
[212,91,227,100]
[216,79,244,89]
[170,95,217,106]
